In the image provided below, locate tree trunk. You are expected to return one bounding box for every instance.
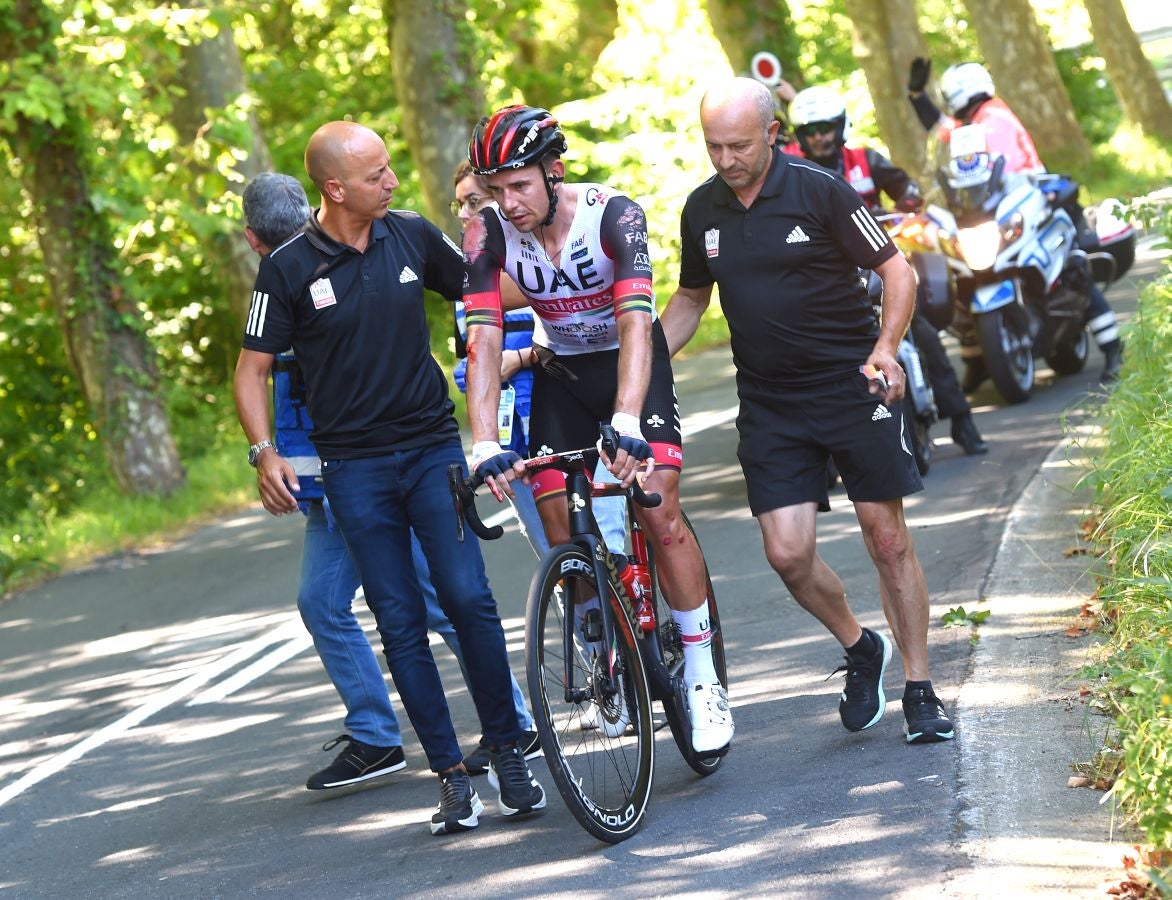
[385,0,485,232]
[841,0,929,177]
[962,0,1092,170]
[704,0,803,86]
[0,2,186,496]
[171,2,275,332]
[1083,0,1172,140]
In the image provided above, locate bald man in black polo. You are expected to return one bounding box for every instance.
[234,122,546,834]
[661,78,954,746]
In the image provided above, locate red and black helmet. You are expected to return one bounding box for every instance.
[468,105,567,177]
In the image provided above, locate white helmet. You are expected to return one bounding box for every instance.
[939,63,995,117]
[789,86,850,153]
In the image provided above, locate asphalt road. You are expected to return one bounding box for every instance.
[0,246,1156,899]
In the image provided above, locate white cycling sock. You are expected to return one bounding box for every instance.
[671,601,718,686]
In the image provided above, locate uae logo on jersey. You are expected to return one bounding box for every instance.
[705,227,720,258]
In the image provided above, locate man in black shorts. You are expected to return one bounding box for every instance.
[660,78,954,745]
[462,105,734,754]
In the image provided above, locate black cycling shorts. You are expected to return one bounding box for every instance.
[527,320,681,502]
[735,370,923,515]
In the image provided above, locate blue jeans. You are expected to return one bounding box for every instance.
[321,440,522,771]
[298,505,533,749]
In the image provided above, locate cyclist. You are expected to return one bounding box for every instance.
[462,105,734,754]
[784,85,987,456]
[907,58,1124,384]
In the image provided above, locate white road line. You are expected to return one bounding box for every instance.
[187,632,313,706]
[0,615,302,810]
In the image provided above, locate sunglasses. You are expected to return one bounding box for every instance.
[797,121,837,137]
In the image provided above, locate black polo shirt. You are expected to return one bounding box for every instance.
[679,147,897,388]
[242,209,464,457]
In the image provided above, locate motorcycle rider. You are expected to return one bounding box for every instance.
[907,59,1124,384]
[784,85,987,456]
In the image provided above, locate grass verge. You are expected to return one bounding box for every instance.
[1080,246,1172,893]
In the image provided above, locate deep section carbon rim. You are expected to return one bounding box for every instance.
[525,545,655,843]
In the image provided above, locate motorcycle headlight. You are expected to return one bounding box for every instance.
[956,221,1001,271]
[1000,212,1024,246]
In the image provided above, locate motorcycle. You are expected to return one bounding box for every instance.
[927,124,1136,403]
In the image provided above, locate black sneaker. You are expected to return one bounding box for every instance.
[462,730,541,775]
[487,744,547,817]
[950,412,988,456]
[832,629,891,732]
[306,735,406,790]
[1100,341,1124,383]
[430,769,484,835]
[903,686,956,744]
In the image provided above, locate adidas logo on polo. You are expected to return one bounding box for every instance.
[785,226,810,244]
[399,266,418,284]
[872,404,892,421]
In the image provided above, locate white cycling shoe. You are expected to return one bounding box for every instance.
[689,682,734,753]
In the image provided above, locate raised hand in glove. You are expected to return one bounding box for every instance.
[907,56,932,94]
[471,440,522,501]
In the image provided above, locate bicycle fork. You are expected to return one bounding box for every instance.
[562,469,627,707]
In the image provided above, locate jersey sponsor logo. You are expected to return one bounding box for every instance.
[570,247,588,261]
[585,187,608,206]
[571,235,586,250]
[871,403,892,421]
[623,230,648,246]
[512,259,605,295]
[309,277,337,310]
[535,291,613,316]
[785,225,810,244]
[399,266,419,283]
[851,207,889,252]
[664,447,683,461]
[646,414,665,427]
[632,252,651,272]
[705,227,720,258]
[246,290,269,337]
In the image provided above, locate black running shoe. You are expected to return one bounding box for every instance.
[832,629,891,732]
[462,729,541,775]
[903,686,956,744]
[431,769,483,835]
[306,735,406,790]
[487,744,547,817]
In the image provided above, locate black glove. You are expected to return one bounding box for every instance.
[908,57,931,93]
[472,442,522,480]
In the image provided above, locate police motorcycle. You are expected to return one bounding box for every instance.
[930,124,1096,404]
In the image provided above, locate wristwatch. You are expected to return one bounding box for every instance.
[248,439,276,467]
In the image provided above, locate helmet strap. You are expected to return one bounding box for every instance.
[541,172,562,227]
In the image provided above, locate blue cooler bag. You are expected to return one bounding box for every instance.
[273,349,324,502]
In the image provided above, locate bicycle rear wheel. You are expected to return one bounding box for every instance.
[525,544,655,843]
[652,512,729,776]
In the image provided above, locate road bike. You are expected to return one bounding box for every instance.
[449,428,728,842]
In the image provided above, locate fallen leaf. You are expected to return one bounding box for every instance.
[1068,775,1091,788]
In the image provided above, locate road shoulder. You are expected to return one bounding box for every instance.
[947,422,1137,896]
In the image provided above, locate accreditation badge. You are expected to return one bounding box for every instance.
[497,386,516,444]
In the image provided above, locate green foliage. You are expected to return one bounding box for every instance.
[1081,255,1172,884]
[1053,45,1121,146]
[940,605,990,628]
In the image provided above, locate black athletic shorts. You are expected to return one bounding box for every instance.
[735,370,923,516]
[527,320,681,502]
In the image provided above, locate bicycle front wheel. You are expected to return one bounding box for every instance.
[653,512,729,776]
[525,544,655,843]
